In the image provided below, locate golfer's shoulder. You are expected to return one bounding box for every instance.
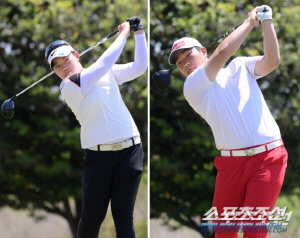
[184,65,207,88]
[183,65,213,103]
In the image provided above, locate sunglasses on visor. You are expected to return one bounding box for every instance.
[45,40,70,59]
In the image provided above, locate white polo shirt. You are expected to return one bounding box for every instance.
[184,56,281,150]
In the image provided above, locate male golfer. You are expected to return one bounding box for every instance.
[168,5,287,238]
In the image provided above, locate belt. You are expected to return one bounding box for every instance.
[220,139,283,157]
[88,136,141,151]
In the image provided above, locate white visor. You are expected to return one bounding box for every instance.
[168,37,202,65]
[47,45,75,68]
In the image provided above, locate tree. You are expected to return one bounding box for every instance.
[150,0,300,237]
[0,0,147,237]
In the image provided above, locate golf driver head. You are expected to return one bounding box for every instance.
[1,98,15,119]
[152,67,176,90]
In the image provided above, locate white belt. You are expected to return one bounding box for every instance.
[88,136,141,151]
[220,140,283,157]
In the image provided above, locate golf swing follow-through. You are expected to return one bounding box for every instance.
[152,6,270,90]
[3,16,147,238]
[161,5,287,238]
[50,17,147,238]
[1,20,141,119]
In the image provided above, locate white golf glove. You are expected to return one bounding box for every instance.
[256,5,273,22]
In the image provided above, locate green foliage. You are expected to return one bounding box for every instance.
[0,0,147,237]
[150,0,300,237]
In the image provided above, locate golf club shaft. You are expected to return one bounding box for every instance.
[15,71,55,98]
[14,30,119,99]
[79,30,118,56]
[204,22,243,48]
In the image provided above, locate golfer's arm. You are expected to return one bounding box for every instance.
[132,33,148,74]
[254,20,280,76]
[112,33,148,84]
[204,20,254,82]
[80,35,126,96]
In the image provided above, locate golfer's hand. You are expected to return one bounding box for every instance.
[256,5,273,22]
[134,18,145,35]
[118,22,130,39]
[126,16,145,34]
[246,7,259,27]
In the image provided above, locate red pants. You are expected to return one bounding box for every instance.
[213,145,288,238]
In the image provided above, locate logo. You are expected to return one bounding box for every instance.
[203,206,293,224]
[244,149,255,156]
[172,41,185,51]
[112,143,125,151]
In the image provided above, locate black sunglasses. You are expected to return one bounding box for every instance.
[45,40,70,59]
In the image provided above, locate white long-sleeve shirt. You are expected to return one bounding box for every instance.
[60,33,148,148]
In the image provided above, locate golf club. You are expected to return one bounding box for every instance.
[152,22,243,90]
[1,29,121,119]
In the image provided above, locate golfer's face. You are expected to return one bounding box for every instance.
[175,47,206,77]
[52,53,82,79]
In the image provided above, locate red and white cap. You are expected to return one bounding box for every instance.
[47,45,75,68]
[168,37,202,65]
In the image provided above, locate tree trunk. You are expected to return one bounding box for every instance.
[62,198,81,238]
[66,219,78,238]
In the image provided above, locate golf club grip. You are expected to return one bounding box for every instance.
[205,22,243,48]
[107,30,119,39]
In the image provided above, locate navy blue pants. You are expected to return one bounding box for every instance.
[77,143,144,238]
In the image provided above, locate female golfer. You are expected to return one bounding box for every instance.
[45,19,147,238]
